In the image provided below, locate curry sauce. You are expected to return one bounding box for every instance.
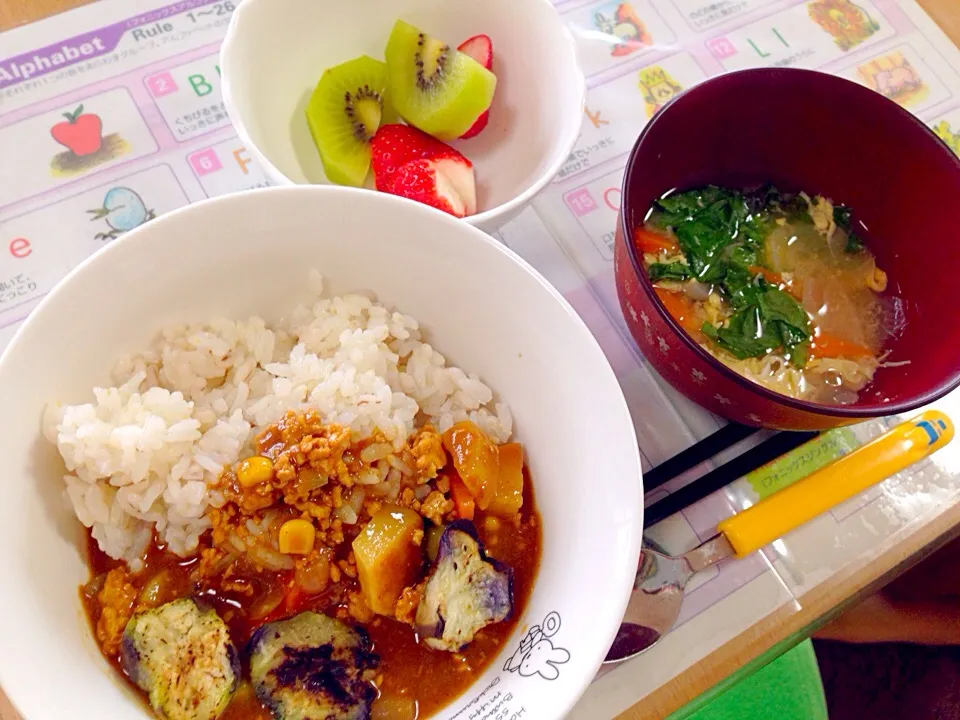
[82,473,541,719]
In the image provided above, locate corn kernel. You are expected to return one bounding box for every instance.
[237,456,274,487]
[279,519,316,555]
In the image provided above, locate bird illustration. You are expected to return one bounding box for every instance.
[87,187,156,241]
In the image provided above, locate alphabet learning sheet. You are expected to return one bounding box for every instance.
[2,1,960,716]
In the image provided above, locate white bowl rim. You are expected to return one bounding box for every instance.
[218,0,587,229]
[0,185,643,720]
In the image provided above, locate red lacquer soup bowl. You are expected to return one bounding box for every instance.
[614,68,960,430]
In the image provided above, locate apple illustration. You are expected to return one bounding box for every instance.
[50,104,103,157]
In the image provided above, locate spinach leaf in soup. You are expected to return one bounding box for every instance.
[833,204,853,231]
[654,186,738,226]
[701,306,780,360]
[758,287,809,332]
[845,233,865,254]
[673,220,731,283]
[650,184,815,364]
[741,214,774,247]
[721,262,764,310]
[648,262,693,282]
[744,184,810,226]
[728,244,759,269]
[653,186,751,284]
[790,341,811,368]
[777,321,811,350]
[743,183,782,216]
[703,294,810,366]
[779,193,813,225]
[703,286,811,365]
[833,203,865,253]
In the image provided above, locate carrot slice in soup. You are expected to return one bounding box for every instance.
[748,266,803,300]
[810,331,874,359]
[654,287,705,343]
[635,228,680,255]
[749,265,783,285]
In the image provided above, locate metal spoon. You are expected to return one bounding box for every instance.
[606,410,955,663]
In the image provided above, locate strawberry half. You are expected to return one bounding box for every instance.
[371,124,453,181]
[459,111,489,140]
[458,34,493,70]
[371,124,477,218]
[379,157,477,218]
[457,35,494,140]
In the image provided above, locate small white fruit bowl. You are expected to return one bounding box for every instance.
[220,0,584,233]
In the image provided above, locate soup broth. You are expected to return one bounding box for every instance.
[636,185,900,404]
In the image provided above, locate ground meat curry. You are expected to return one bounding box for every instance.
[82,410,541,720]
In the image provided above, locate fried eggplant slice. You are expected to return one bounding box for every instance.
[248,611,379,720]
[121,598,240,720]
[415,520,514,652]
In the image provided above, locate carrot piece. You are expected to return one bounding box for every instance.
[283,583,303,614]
[449,475,476,520]
[654,287,705,342]
[749,265,783,285]
[634,228,680,256]
[810,331,874,360]
[748,265,804,300]
[442,421,499,510]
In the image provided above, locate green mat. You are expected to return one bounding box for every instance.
[666,640,828,720]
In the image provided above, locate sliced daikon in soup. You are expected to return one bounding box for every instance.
[764,221,888,354]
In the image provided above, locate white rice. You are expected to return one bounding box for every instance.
[44,274,512,569]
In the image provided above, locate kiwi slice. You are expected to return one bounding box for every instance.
[305,55,397,187]
[385,20,497,141]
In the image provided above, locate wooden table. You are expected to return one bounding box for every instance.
[2,2,960,719]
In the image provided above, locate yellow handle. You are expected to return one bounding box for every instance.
[717,411,954,558]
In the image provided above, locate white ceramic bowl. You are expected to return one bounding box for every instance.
[220,0,584,233]
[0,187,641,720]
